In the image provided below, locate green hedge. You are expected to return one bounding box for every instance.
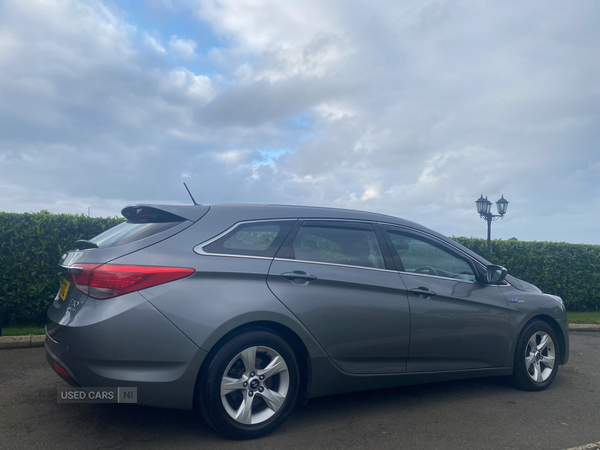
[0,211,598,326]
[453,237,600,311]
[0,212,123,326]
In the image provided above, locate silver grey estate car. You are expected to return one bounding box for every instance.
[46,203,569,439]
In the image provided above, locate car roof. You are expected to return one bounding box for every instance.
[122,202,495,268]
[124,202,429,230]
[209,202,413,224]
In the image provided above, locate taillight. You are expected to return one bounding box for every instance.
[70,264,195,300]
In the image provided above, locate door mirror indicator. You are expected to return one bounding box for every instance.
[485,265,507,284]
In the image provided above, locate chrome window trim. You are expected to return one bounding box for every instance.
[195,252,274,261]
[273,257,395,273]
[399,267,511,286]
[193,219,297,258]
[398,271,477,284]
[194,217,380,262]
[193,217,513,287]
[298,218,375,224]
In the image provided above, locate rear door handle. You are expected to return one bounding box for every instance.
[410,287,436,299]
[280,271,318,284]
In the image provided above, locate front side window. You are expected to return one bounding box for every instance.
[201,221,294,257]
[285,222,385,269]
[387,230,476,281]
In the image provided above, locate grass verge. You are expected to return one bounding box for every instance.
[1,326,45,336]
[567,312,600,324]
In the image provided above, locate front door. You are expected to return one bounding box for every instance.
[382,226,511,372]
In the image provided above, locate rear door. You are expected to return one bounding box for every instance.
[382,225,511,372]
[267,220,411,374]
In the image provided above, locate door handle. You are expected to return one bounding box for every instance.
[410,287,437,299]
[280,271,318,284]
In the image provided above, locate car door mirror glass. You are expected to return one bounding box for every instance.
[486,265,507,284]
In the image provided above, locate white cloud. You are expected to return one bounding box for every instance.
[214,149,252,165]
[161,67,214,102]
[0,0,599,245]
[315,102,356,121]
[168,35,198,61]
[191,0,350,82]
[194,0,341,52]
[144,33,166,54]
[361,184,382,201]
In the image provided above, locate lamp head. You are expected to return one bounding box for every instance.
[475,194,488,215]
[496,195,509,215]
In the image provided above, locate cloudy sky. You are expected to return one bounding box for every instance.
[0,0,598,244]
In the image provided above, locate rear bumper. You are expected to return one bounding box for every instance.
[45,341,80,387]
[45,292,207,410]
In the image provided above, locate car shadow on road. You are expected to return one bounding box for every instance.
[52,375,517,445]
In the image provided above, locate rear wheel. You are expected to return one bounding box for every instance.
[512,320,560,391]
[198,330,300,440]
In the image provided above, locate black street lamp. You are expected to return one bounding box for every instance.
[475,194,509,260]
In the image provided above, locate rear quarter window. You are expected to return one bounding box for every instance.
[200,221,295,257]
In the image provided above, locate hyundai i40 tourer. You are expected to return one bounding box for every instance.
[46,203,569,439]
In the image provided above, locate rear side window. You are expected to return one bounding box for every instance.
[281,222,385,269]
[89,206,185,248]
[201,221,295,257]
[90,222,181,248]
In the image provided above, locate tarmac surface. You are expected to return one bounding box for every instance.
[1,332,599,450]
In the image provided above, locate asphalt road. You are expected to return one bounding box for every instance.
[1,332,599,450]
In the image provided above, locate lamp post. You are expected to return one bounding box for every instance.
[475,194,509,260]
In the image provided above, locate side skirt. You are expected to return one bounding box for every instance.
[308,357,513,399]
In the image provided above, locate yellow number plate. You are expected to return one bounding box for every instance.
[58,278,71,301]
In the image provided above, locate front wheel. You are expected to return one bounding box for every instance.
[198,329,300,440]
[512,320,560,391]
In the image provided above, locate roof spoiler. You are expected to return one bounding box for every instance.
[121,204,210,222]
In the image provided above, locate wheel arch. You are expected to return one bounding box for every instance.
[518,314,566,365]
[194,320,313,409]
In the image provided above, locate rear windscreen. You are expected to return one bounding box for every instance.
[90,221,181,248]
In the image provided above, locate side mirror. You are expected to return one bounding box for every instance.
[485,265,507,284]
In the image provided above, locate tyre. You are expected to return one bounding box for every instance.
[512,320,560,391]
[198,329,300,440]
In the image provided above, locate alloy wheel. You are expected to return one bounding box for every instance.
[525,331,556,383]
[220,346,290,425]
